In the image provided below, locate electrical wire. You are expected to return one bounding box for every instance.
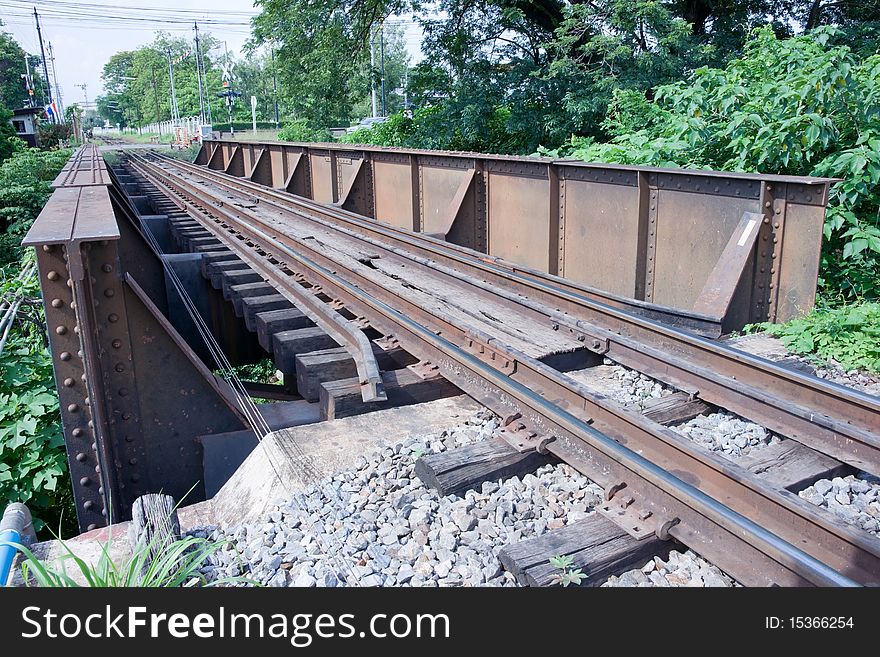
[122,159,364,586]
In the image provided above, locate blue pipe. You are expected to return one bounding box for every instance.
[0,503,35,586]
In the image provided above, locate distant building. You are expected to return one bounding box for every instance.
[9,107,41,147]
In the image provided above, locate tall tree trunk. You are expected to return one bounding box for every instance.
[805,0,824,30]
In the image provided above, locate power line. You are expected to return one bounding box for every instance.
[2,0,258,18]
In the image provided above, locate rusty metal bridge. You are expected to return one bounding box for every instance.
[22,142,880,587]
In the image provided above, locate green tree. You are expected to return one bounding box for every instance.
[0,106,24,163]
[96,32,227,129]
[251,2,373,128]
[554,27,880,300]
[0,23,43,110]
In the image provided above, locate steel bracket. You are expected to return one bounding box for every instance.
[464,335,517,374]
[374,335,400,351]
[407,360,439,380]
[497,416,554,453]
[598,488,658,541]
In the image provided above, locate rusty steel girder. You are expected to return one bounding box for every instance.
[23,146,247,531]
[196,139,835,334]
[134,152,880,587]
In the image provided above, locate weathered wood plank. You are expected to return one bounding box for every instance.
[242,294,294,331]
[209,261,250,289]
[294,345,416,402]
[499,514,666,587]
[738,440,849,491]
[414,437,554,497]
[185,236,223,251]
[256,308,313,353]
[229,282,275,314]
[273,327,340,374]
[200,252,239,278]
[220,270,263,297]
[320,368,460,420]
[128,494,180,575]
[625,391,711,426]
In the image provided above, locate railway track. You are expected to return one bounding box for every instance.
[118,150,880,587]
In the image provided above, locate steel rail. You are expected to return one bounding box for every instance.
[136,161,385,402]
[161,152,720,334]
[130,155,880,586]
[143,153,880,474]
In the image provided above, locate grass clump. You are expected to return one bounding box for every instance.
[748,302,880,374]
[9,527,246,587]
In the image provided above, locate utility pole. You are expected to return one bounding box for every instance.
[150,65,162,136]
[369,30,377,118]
[76,83,88,106]
[379,22,386,117]
[270,46,279,129]
[223,41,234,136]
[194,22,206,126]
[47,42,63,118]
[166,48,180,127]
[22,55,34,107]
[34,7,54,119]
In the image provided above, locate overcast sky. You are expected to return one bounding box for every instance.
[0,0,423,115]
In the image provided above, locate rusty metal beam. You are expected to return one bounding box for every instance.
[140,153,880,472]
[23,146,249,531]
[197,139,834,330]
[693,212,764,317]
[135,152,880,586]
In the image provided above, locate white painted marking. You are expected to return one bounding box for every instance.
[737,218,757,247]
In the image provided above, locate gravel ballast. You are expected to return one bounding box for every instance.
[798,473,880,537]
[194,411,608,587]
[671,413,781,458]
[193,346,855,587]
[188,404,737,588]
[602,549,736,587]
[189,353,816,587]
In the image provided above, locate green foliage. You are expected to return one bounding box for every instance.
[13,526,248,587]
[36,122,72,149]
[277,119,331,143]
[250,3,410,129]
[223,121,282,132]
[0,25,44,110]
[96,33,227,129]
[748,302,880,373]
[0,146,74,536]
[221,358,279,385]
[0,147,72,267]
[0,105,24,163]
[0,253,73,536]
[549,554,587,587]
[338,111,421,148]
[558,27,880,301]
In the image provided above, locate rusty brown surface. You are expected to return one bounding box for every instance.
[143,153,880,470]
[197,139,834,330]
[51,144,109,189]
[135,151,879,586]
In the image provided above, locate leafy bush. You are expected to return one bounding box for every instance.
[0,148,73,267]
[0,106,24,162]
[277,119,331,143]
[337,112,418,148]
[13,526,248,587]
[0,147,74,536]
[337,105,529,154]
[749,302,880,373]
[0,255,73,535]
[553,27,880,301]
[36,123,72,148]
